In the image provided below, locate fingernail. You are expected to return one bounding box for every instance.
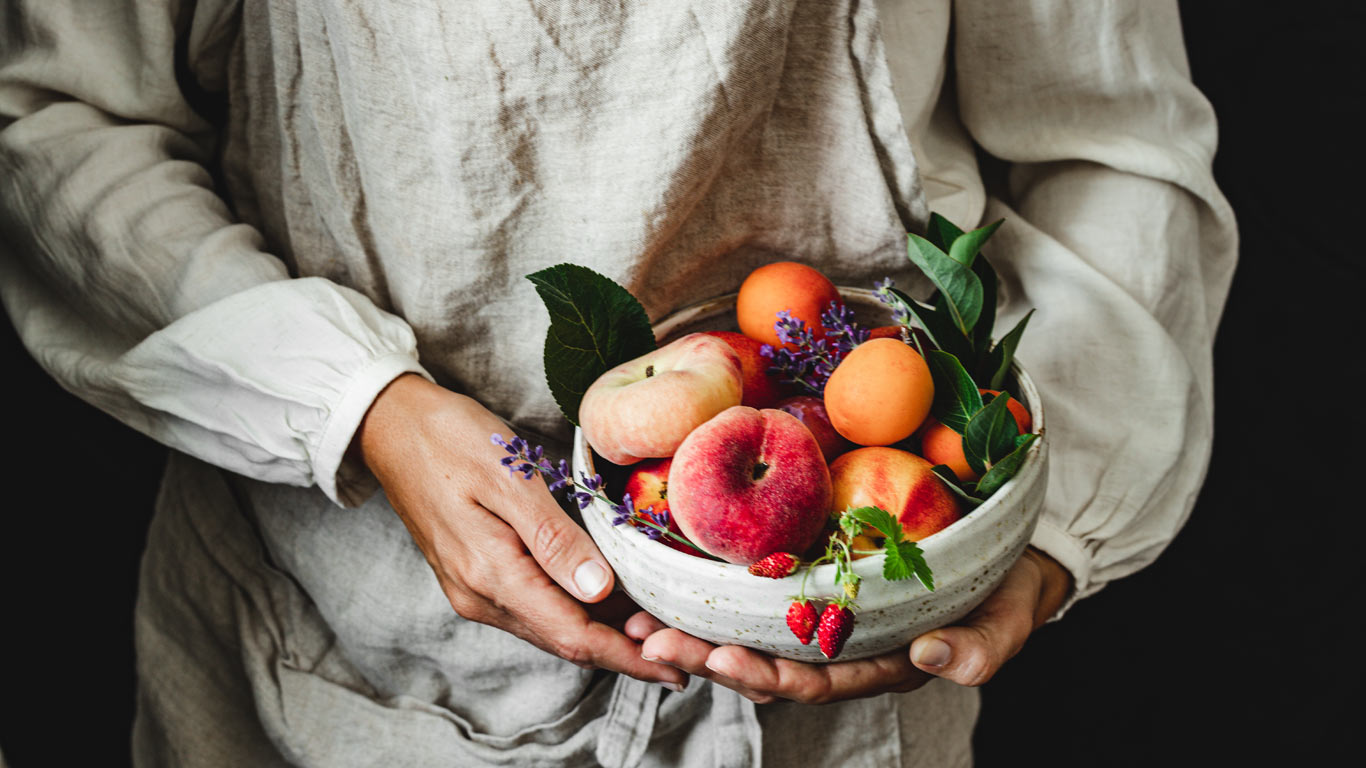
[705,657,736,678]
[660,680,686,693]
[913,637,952,668]
[573,561,608,598]
[641,652,660,662]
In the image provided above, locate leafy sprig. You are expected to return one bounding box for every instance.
[489,433,716,557]
[527,264,657,426]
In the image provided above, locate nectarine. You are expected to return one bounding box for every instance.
[829,447,961,541]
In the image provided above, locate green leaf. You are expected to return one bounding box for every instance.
[947,219,1004,267]
[964,391,1020,474]
[844,506,904,543]
[983,309,1034,391]
[926,350,984,434]
[930,465,984,509]
[888,288,973,362]
[839,511,865,539]
[884,540,935,591]
[926,212,965,252]
[971,255,999,357]
[527,264,657,426]
[976,433,1039,498]
[906,233,983,335]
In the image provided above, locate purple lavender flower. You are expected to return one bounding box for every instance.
[820,299,869,357]
[609,492,635,527]
[760,303,865,394]
[873,277,911,323]
[489,433,705,555]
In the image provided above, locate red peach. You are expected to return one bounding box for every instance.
[775,395,852,464]
[623,458,705,557]
[829,446,961,541]
[702,331,784,409]
[668,406,832,564]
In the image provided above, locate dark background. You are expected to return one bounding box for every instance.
[1,2,1360,765]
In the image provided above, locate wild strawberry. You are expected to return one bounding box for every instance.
[816,603,855,659]
[748,552,801,579]
[786,600,818,645]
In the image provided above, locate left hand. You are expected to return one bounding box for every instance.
[625,547,1072,704]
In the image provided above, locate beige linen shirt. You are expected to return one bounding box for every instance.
[0,1,1236,765]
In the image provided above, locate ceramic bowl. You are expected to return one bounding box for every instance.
[574,287,1048,661]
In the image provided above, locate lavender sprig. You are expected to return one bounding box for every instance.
[759,301,867,394]
[489,434,709,555]
[874,277,911,324]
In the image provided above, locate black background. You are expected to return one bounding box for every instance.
[1,2,1361,765]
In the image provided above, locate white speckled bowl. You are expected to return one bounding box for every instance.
[575,288,1048,661]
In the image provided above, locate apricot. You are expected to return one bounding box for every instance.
[823,338,934,446]
[921,390,1032,483]
[736,262,842,348]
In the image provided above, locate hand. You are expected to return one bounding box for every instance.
[355,374,688,690]
[626,546,1071,703]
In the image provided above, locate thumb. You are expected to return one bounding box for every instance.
[907,554,1043,687]
[502,490,617,603]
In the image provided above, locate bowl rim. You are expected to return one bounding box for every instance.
[575,285,1047,585]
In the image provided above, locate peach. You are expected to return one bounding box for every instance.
[920,390,1032,483]
[829,447,961,541]
[775,395,852,464]
[702,331,784,409]
[579,333,742,465]
[736,262,842,349]
[668,406,832,564]
[623,458,705,557]
[823,338,934,446]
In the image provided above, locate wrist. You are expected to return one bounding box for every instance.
[350,372,444,477]
[1023,546,1073,628]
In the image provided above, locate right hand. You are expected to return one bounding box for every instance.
[354,373,688,690]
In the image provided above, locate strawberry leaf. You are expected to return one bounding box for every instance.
[976,433,1039,497]
[926,350,984,434]
[527,264,656,426]
[884,540,934,591]
[844,505,904,543]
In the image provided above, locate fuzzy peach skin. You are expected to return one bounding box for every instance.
[829,446,961,541]
[702,330,784,408]
[579,333,743,465]
[667,406,832,564]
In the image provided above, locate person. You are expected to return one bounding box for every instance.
[0,1,1236,765]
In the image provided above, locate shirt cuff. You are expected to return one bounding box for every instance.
[314,352,433,508]
[1028,517,1094,621]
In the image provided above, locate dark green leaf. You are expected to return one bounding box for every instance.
[983,309,1034,391]
[527,264,657,426]
[890,288,973,362]
[884,540,934,591]
[964,390,1020,472]
[930,465,984,509]
[926,350,984,434]
[907,233,983,334]
[926,212,965,252]
[976,434,1039,498]
[947,219,1004,267]
[844,505,904,543]
[972,255,999,356]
